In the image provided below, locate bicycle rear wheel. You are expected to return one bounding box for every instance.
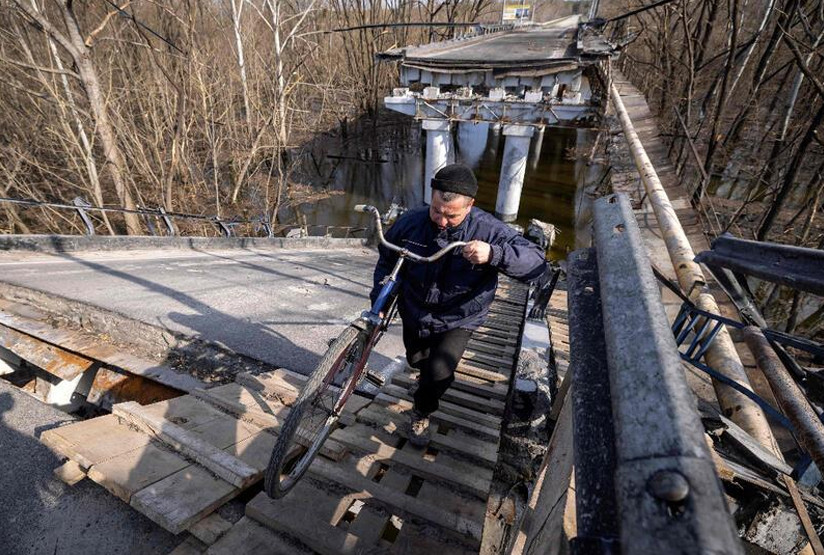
[264,325,366,498]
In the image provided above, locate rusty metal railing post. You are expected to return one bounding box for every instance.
[593,194,742,554]
[72,197,95,236]
[743,327,824,475]
[610,84,779,453]
[158,207,176,236]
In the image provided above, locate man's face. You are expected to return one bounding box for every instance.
[429,191,474,230]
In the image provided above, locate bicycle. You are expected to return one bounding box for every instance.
[264,204,467,499]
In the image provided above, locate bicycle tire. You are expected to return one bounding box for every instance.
[264,325,366,498]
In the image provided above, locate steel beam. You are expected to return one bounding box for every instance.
[592,194,742,554]
[384,95,595,126]
[743,327,824,476]
[610,84,779,453]
[567,247,618,552]
[696,233,824,297]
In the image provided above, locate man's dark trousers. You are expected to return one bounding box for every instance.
[403,326,473,415]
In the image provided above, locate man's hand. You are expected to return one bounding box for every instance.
[462,240,492,264]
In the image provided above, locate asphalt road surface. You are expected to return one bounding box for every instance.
[0,246,404,375]
[0,380,179,554]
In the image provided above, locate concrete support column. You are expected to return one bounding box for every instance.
[422,119,452,204]
[457,121,489,168]
[495,124,534,222]
[529,126,545,170]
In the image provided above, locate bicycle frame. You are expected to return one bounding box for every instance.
[330,257,403,412]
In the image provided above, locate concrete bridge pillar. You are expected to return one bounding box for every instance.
[495,124,534,222]
[529,127,545,170]
[422,120,453,204]
[457,121,489,168]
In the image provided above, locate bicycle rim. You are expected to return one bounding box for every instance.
[264,325,365,498]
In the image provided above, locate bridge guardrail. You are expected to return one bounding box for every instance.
[570,193,742,553]
[0,196,368,239]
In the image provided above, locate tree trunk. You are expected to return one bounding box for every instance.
[230,0,253,135]
[723,0,799,148]
[697,0,740,202]
[726,0,777,98]
[757,102,824,240]
[33,1,143,234]
[39,3,114,235]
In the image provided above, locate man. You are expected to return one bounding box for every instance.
[370,163,547,446]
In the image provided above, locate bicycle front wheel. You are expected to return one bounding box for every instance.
[264,325,366,498]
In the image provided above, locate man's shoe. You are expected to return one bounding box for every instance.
[408,410,431,447]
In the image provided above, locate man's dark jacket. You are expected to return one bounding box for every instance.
[370,206,547,338]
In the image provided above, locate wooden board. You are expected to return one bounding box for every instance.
[130,465,237,534]
[191,384,289,431]
[379,384,501,430]
[37,367,369,537]
[207,516,313,555]
[246,480,391,555]
[188,513,233,545]
[450,375,509,401]
[41,415,151,469]
[234,370,371,421]
[53,459,86,486]
[113,401,259,489]
[192,383,349,462]
[330,423,493,499]
[375,393,500,441]
[0,322,94,381]
[391,372,507,414]
[308,453,484,543]
[466,339,517,358]
[456,362,509,382]
[87,442,189,502]
[355,404,498,467]
[0,306,204,392]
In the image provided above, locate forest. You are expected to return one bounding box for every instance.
[0,0,822,332]
[601,0,824,336]
[0,0,502,236]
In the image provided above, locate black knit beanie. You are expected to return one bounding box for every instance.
[431,164,478,198]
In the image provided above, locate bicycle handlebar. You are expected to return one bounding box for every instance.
[356,204,467,263]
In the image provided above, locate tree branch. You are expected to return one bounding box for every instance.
[0,55,80,79]
[782,25,824,99]
[85,1,132,47]
[10,0,79,59]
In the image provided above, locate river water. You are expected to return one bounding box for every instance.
[288,114,597,260]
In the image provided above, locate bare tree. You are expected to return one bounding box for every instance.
[10,0,142,234]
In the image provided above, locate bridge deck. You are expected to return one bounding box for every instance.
[381,16,584,70]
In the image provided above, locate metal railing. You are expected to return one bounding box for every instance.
[0,196,368,239]
[565,194,742,554]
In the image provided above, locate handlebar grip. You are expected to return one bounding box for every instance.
[353,204,370,213]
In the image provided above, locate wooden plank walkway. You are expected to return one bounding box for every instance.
[547,287,569,380]
[41,277,530,554]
